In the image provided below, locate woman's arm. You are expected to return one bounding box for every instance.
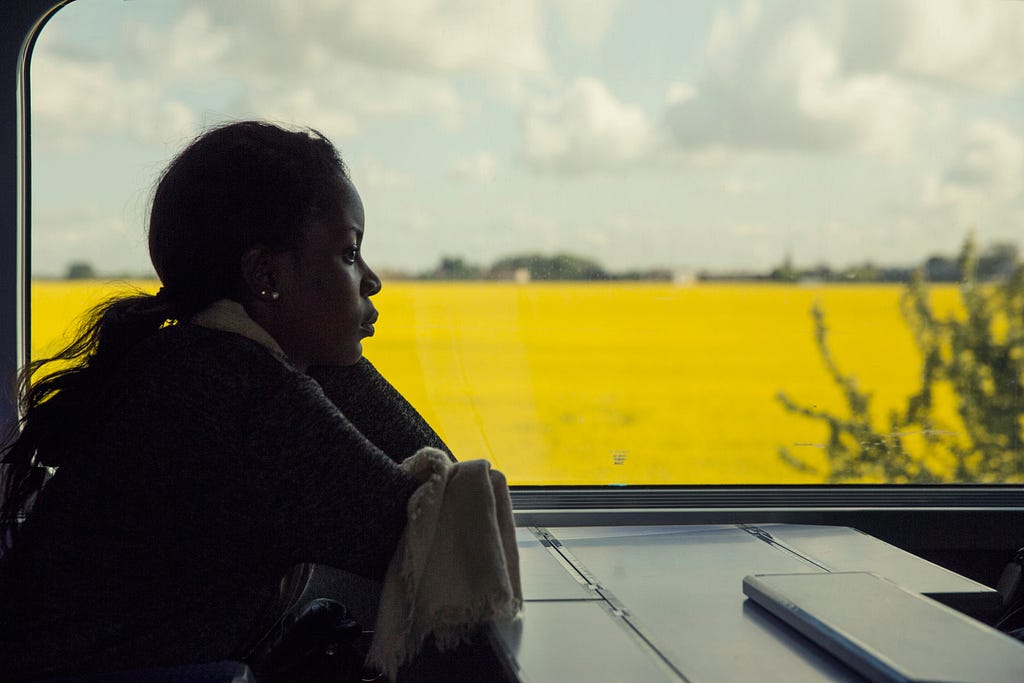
[119,332,423,581]
[306,358,454,463]
[249,371,421,578]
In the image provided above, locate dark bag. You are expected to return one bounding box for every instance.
[245,597,380,682]
[995,547,1024,640]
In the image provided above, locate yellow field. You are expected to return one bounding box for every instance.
[31,280,962,485]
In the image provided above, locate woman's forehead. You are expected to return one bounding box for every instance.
[337,177,364,226]
[303,198,363,247]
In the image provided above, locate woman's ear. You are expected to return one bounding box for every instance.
[240,245,279,302]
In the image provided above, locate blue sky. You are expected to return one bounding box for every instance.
[28,0,1024,277]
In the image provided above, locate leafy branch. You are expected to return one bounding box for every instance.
[778,235,1024,483]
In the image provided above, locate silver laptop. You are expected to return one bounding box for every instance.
[743,571,1024,683]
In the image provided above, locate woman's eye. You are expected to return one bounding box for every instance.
[342,246,359,265]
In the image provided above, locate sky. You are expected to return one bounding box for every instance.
[28,0,1024,277]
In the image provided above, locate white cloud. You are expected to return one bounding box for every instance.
[922,120,1024,221]
[665,1,917,159]
[665,82,696,106]
[723,176,758,196]
[523,77,655,171]
[115,0,537,140]
[31,54,196,150]
[405,209,436,234]
[550,0,623,48]
[705,0,764,76]
[838,0,1024,93]
[450,151,497,184]
[577,227,610,249]
[351,158,414,190]
[894,0,1024,92]
[31,202,151,276]
[124,6,230,76]
[187,0,549,78]
[232,66,473,141]
[239,87,362,139]
[727,223,773,238]
[518,0,952,173]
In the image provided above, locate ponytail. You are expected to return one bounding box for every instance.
[1,120,351,552]
[0,291,177,551]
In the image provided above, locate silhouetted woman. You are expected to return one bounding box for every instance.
[0,121,453,679]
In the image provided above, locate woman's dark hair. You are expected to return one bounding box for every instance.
[0,121,349,549]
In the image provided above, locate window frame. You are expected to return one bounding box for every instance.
[1,0,70,431]
[2,0,1023,572]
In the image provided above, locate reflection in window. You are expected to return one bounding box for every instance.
[30,0,1024,484]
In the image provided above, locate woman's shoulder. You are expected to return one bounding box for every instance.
[124,323,303,393]
[109,324,337,450]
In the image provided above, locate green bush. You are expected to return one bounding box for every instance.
[777,235,1024,483]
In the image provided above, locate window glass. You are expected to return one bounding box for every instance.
[31,0,1024,485]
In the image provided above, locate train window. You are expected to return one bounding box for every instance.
[29,0,1024,487]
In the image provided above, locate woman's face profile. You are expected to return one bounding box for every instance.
[268,178,382,370]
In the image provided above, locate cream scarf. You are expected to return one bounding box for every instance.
[191,299,285,357]
[367,447,522,680]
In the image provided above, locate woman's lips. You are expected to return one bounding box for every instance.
[361,310,378,336]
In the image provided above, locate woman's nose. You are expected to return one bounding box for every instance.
[363,264,382,297]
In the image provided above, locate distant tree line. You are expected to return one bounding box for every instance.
[57,240,1022,284]
[59,262,154,280]
[419,241,1020,283]
[413,253,674,282]
[58,253,674,282]
[763,242,1020,284]
[412,240,1021,284]
[65,262,97,279]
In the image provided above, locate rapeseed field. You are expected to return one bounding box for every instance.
[31,280,961,485]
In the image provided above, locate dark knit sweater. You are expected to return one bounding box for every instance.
[0,324,449,679]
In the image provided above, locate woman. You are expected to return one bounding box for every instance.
[0,121,453,679]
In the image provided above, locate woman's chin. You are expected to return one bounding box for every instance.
[333,342,363,366]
